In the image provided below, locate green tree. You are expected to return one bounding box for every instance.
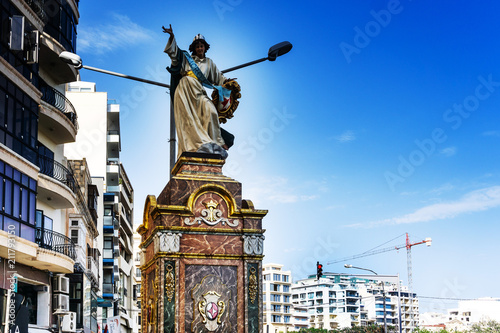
[470,320,500,333]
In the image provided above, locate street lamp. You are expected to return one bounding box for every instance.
[345,264,387,333]
[59,40,292,173]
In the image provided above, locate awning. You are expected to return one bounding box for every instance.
[96,298,113,307]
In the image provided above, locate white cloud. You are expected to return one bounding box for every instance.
[335,130,356,142]
[440,146,457,157]
[482,130,500,137]
[244,176,320,205]
[429,183,455,195]
[345,186,500,228]
[78,13,154,54]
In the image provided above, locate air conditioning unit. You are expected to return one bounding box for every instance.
[61,311,76,333]
[53,294,69,311]
[53,275,70,294]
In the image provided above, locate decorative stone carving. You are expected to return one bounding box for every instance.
[248,267,258,304]
[154,232,182,253]
[191,275,231,332]
[165,263,175,303]
[242,235,265,255]
[184,199,239,227]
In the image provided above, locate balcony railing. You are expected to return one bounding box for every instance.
[39,79,78,129]
[37,156,97,229]
[35,227,76,260]
[38,155,77,192]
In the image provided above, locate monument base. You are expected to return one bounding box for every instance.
[138,153,267,333]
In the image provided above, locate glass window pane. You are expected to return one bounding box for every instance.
[35,210,43,228]
[21,224,34,242]
[43,215,53,231]
[0,176,3,210]
[4,217,19,236]
[21,188,28,222]
[12,184,20,218]
[28,192,36,225]
[29,178,36,191]
[4,179,12,214]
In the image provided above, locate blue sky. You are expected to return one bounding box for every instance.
[76,0,500,313]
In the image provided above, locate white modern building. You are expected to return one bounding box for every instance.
[262,263,293,332]
[420,298,500,331]
[291,272,418,332]
[66,82,136,333]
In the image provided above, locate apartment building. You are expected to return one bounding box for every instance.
[262,263,293,332]
[292,274,363,330]
[291,272,418,332]
[65,81,136,333]
[0,0,103,332]
[132,231,142,333]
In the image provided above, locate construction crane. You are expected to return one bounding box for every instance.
[328,233,432,330]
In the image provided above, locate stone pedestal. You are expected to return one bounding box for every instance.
[138,153,267,333]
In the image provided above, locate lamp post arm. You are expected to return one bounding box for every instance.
[82,65,171,89]
[221,57,268,74]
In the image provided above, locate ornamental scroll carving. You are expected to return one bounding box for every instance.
[184,199,239,227]
[242,235,265,255]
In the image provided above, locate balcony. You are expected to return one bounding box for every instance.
[35,227,76,260]
[37,155,77,208]
[87,256,99,285]
[0,229,74,274]
[107,131,120,159]
[39,79,78,143]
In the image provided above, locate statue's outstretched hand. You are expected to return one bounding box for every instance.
[162,24,173,36]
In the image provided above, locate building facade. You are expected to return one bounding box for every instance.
[65,81,136,333]
[262,263,293,333]
[0,0,105,332]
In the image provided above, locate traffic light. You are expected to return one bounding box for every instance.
[316,261,323,279]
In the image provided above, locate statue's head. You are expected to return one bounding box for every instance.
[189,34,210,56]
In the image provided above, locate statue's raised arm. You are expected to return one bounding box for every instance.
[163,25,240,160]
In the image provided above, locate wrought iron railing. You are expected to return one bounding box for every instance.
[39,79,78,129]
[35,227,76,260]
[37,155,77,192]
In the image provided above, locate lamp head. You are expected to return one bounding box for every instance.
[268,41,293,61]
[344,264,353,268]
[59,51,83,69]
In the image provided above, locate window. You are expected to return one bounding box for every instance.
[270,294,281,302]
[136,268,141,278]
[284,296,290,303]
[263,274,270,281]
[284,315,290,323]
[271,305,281,312]
[270,284,280,292]
[0,74,38,165]
[271,315,281,323]
[273,274,281,281]
[0,161,37,241]
[282,275,289,282]
[283,285,290,292]
[284,305,290,313]
[71,229,79,245]
[103,237,113,259]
